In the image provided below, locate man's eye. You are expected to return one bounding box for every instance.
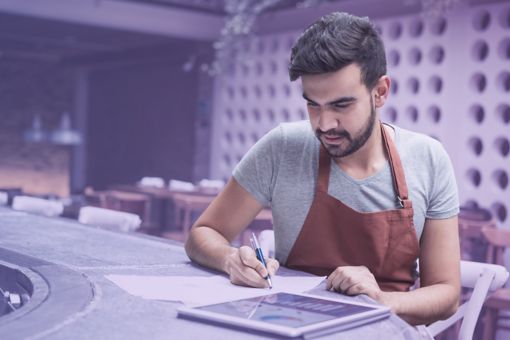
[334,104,349,109]
[307,102,318,107]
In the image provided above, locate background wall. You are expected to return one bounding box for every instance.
[209,1,510,227]
[0,61,74,197]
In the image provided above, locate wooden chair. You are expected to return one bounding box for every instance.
[172,192,214,240]
[481,227,510,340]
[459,206,496,262]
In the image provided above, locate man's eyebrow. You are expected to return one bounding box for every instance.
[302,93,357,105]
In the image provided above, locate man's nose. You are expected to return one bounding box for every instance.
[318,109,339,132]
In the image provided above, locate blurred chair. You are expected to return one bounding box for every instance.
[168,179,195,192]
[78,206,141,232]
[459,205,496,262]
[426,261,508,340]
[12,196,64,217]
[481,227,510,340]
[139,177,165,188]
[258,229,275,258]
[172,193,213,240]
[0,191,8,206]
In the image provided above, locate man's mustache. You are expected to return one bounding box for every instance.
[315,129,351,140]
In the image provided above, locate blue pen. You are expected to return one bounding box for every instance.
[250,232,273,289]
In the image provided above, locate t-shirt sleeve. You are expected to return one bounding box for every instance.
[426,142,460,219]
[232,125,283,207]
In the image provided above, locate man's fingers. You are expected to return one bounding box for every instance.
[267,258,280,276]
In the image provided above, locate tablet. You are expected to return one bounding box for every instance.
[177,292,390,338]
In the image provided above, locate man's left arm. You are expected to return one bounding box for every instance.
[326,215,460,325]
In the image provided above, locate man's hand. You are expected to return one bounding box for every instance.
[326,266,382,301]
[223,246,279,288]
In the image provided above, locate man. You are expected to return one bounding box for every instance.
[185,12,460,326]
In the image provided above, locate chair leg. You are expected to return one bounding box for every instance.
[482,307,497,340]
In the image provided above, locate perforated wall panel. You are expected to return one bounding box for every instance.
[209,2,509,226]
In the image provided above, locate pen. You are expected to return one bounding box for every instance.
[250,232,273,289]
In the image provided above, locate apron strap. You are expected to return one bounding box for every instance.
[316,122,411,209]
[380,122,411,208]
[317,145,330,193]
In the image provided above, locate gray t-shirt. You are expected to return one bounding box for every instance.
[233,120,459,264]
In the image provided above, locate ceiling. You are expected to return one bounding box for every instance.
[0,0,474,65]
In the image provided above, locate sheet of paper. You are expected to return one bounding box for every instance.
[105,274,325,306]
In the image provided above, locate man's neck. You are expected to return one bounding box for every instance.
[333,123,391,180]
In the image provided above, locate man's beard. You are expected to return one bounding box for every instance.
[315,98,377,159]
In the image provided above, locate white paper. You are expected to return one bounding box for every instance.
[105,274,325,306]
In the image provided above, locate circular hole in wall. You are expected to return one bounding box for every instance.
[473,10,491,31]
[252,109,261,122]
[236,154,243,163]
[251,132,259,143]
[428,75,443,94]
[469,104,485,123]
[225,108,234,122]
[283,84,291,97]
[226,86,235,99]
[270,60,278,74]
[491,202,508,222]
[239,109,247,122]
[223,154,231,167]
[240,86,248,98]
[466,168,482,187]
[472,40,490,62]
[407,77,420,94]
[409,19,424,37]
[388,22,403,39]
[494,137,510,157]
[298,108,307,120]
[496,103,510,124]
[391,79,399,95]
[429,134,441,141]
[388,49,401,67]
[499,7,510,28]
[384,107,398,123]
[268,109,276,122]
[427,105,441,123]
[408,47,422,65]
[238,132,246,145]
[267,84,276,98]
[470,73,487,93]
[468,136,484,156]
[498,38,510,60]
[492,169,509,190]
[241,63,250,76]
[430,16,447,35]
[497,71,510,92]
[282,108,291,121]
[406,106,419,122]
[429,45,445,64]
[224,131,232,144]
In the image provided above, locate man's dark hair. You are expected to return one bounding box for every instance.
[289,12,386,90]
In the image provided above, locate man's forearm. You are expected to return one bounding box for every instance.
[378,284,459,325]
[184,226,237,273]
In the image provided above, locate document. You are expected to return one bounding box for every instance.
[105,274,325,306]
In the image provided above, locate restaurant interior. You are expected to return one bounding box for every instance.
[0,0,509,339]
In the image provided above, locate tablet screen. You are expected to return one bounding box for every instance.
[195,292,375,328]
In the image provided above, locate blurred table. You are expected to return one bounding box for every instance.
[110,184,272,241]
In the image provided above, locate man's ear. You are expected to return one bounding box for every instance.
[373,75,391,107]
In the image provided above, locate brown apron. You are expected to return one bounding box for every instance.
[286,123,420,292]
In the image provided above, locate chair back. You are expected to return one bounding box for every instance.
[459,206,496,262]
[78,206,141,232]
[427,260,509,340]
[12,196,64,217]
